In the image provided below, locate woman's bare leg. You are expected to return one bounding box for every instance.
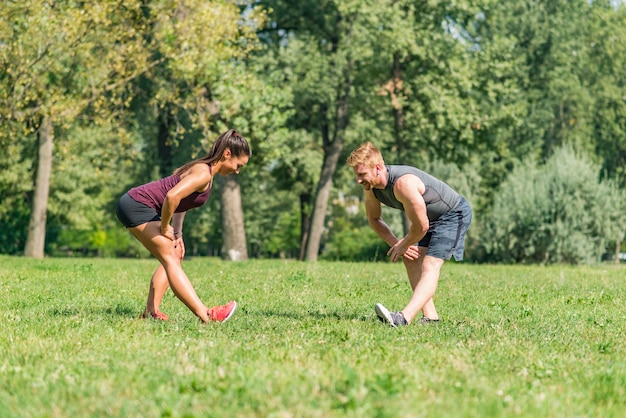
[143,265,170,317]
[130,221,210,322]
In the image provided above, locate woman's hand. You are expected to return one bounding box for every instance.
[161,224,175,241]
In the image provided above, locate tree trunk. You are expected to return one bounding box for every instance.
[25,117,53,258]
[615,240,621,264]
[219,175,248,261]
[305,63,353,261]
[305,138,345,261]
[306,70,352,261]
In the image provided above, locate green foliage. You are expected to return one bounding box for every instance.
[321,196,400,262]
[0,0,157,256]
[143,0,268,139]
[465,0,626,190]
[0,199,30,255]
[586,3,626,184]
[48,226,145,258]
[243,184,302,259]
[348,0,484,167]
[258,202,301,258]
[0,123,34,220]
[1,0,626,262]
[0,0,151,125]
[51,124,142,223]
[482,146,626,264]
[0,257,624,416]
[322,227,389,262]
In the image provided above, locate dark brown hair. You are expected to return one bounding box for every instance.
[173,129,251,176]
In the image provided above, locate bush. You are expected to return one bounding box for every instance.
[481,146,625,264]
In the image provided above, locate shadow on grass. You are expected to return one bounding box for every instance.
[49,305,371,322]
[250,308,370,322]
[49,304,138,318]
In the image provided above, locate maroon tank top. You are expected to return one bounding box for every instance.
[127,165,212,214]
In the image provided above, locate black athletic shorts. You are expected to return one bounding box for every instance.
[116,192,160,228]
[417,197,472,261]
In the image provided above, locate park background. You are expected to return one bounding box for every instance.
[2,2,626,417]
[1,0,626,263]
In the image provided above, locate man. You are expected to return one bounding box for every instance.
[346,142,472,327]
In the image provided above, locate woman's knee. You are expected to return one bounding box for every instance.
[159,252,182,269]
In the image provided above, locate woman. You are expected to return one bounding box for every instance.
[116,129,251,323]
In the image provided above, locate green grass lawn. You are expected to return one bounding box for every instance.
[0,255,624,417]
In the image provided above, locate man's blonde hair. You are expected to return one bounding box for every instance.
[346,141,385,168]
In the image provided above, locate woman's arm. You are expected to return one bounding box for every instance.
[173,212,185,239]
[161,164,212,240]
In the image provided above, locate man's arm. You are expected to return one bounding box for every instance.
[387,175,429,262]
[364,190,398,247]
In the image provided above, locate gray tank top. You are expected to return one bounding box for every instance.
[373,165,461,221]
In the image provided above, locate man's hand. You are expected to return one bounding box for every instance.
[403,245,421,261]
[387,240,420,262]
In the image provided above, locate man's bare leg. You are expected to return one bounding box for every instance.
[400,252,444,323]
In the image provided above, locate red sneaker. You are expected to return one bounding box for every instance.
[141,310,169,321]
[207,301,237,322]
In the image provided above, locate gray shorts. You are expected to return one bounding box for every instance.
[418,197,472,261]
[116,192,160,228]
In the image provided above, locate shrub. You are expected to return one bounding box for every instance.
[481,146,625,264]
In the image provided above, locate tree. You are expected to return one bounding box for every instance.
[259,0,404,260]
[0,0,269,258]
[464,0,624,192]
[367,1,481,163]
[271,24,355,262]
[0,1,151,257]
[584,2,626,183]
[355,0,482,232]
[269,133,321,260]
[136,0,267,261]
